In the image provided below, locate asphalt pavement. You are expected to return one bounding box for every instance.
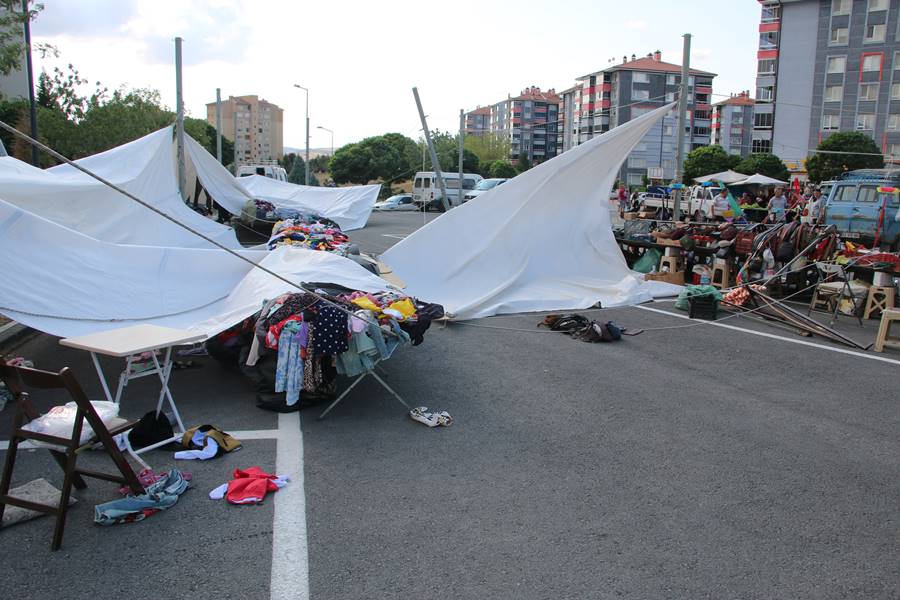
[2,211,898,600]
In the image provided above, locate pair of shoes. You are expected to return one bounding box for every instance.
[256,393,300,413]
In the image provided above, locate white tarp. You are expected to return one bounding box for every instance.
[182,133,254,212]
[694,170,748,184]
[381,104,680,320]
[731,173,788,186]
[0,127,242,249]
[0,197,394,339]
[238,174,379,231]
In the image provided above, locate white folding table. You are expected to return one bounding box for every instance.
[60,325,204,469]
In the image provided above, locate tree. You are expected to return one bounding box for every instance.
[310,154,330,172]
[288,157,306,184]
[464,133,511,165]
[805,131,884,183]
[0,1,41,78]
[681,144,742,183]
[487,160,517,178]
[516,152,532,173]
[183,118,233,166]
[35,70,54,108]
[734,153,790,182]
[330,143,375,184]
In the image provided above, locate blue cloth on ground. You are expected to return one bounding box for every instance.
[93,469,189,525]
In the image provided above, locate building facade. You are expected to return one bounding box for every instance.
[754,0,900,173]
[466,87,560,164]
[712,91,756,157]
[0,6,28,101]
[559,52,716,187]
[205,95,284,167]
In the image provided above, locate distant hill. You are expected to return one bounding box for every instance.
[283,146,332,159]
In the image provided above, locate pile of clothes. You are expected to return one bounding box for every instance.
[266,215,349,253]
[205,285,443,412]
[249,199,276,221]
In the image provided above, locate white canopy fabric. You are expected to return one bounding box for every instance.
[381,103,680,320]
[0,197,393,339]
[693,170,748,184]
[238,174,380,231]
[731,173,788,186]
[0,127,242,249]
[182,133,254,213]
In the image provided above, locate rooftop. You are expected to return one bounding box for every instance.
[578,51,716,80]
[511,86,560,103]
[714,92,755,107]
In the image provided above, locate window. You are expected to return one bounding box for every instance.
[888,114,900,130]
[889,144,900,160]
[665,92,675,102]
[632,89,650,101]
[866,23,886,42]
[752,139,772,153]
[754,112,774,128]
[664,125,675,136]
[628,156,646,168]
[761,5,780,22]
[823,114,841,130]
[663,159,675,170]
[832,0,851,14]
[869,0,887,10]
[756,86,774,100]
[832,185,857,202]
[666,74,676,85]
[862,54,882,72]
[626,173,643,186]
[858,185,880,202]
[693,126,710,136]
[831,27,849,45]
[825,85,844,101]
[758,58,776,74]
[633,73,649,83]
[760,31,778,49]
[856,113,876,130]
[827,56,846,73]
[859,83,879,100]
[423,178,431,188]
[892,83,900,99]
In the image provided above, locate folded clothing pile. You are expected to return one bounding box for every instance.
[267,216,349,252]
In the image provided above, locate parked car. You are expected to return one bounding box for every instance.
[463,178,508,202]
[412,171,483,210]
[374,194,418,211]
[236,164,288,181]
[823,169,900,250]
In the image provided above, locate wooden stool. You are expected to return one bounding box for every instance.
[863,286,896,320]
[711,259,731,290]
[874,309,900,352]
[659,255,683,273]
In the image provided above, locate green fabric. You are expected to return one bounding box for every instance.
[633,248,662,274]
[674,285,723,311]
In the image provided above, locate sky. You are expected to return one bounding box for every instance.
[31,0,761,150]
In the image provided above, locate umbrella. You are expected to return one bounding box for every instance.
[731,173,788,186]
[694,170,748,184]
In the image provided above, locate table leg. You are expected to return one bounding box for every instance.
[150,347,186,434]
[89,352,115,403]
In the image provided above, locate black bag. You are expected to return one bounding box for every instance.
[128,410,174,450]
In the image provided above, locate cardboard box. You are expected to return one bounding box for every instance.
[644,270,685,285]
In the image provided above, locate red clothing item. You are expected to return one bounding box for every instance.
[226,467,281,504]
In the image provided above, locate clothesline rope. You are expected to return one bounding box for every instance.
[0,119,403,338]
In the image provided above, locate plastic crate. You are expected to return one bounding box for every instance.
[687,294,719,320]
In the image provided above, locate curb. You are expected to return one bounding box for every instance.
[0,321,35,352]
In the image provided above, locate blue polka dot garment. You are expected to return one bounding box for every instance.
[312,306,350,355]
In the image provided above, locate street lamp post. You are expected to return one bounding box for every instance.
[293,84,310,185]
[316,125,334,156]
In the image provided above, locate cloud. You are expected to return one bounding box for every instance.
[33,0,139,37]
[625,19,647,29]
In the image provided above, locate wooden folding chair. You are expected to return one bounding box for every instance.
[0,364,143,550]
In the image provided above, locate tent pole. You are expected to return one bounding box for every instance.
[458,109,464,205]
[413,87,449,212]
[672,33,691,222]
[215,88,223,164]
[175,36,186,203]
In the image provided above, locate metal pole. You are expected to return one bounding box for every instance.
[305,93,310,185]
[672,33,691,222]
[316,126,334,156]
[458,109,464,203]
[21,0,38,166]
[215,87,223,163]
[412,87,449,212]
[175,36,186,201]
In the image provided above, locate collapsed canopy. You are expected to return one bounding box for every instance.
[381,104,680,320]
[694,170,748,184]
[731,173,788,186]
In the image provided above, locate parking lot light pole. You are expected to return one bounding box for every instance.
[293,84,310,184]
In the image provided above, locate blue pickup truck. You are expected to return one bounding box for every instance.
[823,169,900,251]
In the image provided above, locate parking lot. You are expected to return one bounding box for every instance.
[2,212,898,600]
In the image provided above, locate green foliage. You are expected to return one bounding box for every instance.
[805,131,884,183]
[516,152,532,173]
[464,132,511,165]
[288,157,306,184]
[733,153,790,183]
[310,154,330,172]
[330,143,375,184]
[35,71,53,108]
[0,1,41,78]
[329,132,420,184]
[486,160,516,179]
[183,117,233,166]
[682,145,742,183]
[0,96,27,149]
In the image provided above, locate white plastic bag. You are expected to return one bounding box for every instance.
[22,401,119,446]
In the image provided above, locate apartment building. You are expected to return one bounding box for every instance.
[559,51,716,187]
[206,95,284,167]
[754,0,900,172]
[466,87,560,164]
[712,91,756,157]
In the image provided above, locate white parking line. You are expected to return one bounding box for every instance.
[269,412,310,600]
[381,234,407,239]
[635,304,900,366]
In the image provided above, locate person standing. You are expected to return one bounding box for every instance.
[617,185,628,218]
[807,188,824,224]
[712,187,731,221]
[768,186,788,222]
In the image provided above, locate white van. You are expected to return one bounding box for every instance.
[412,171,483,210]
[236,164,288,181]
